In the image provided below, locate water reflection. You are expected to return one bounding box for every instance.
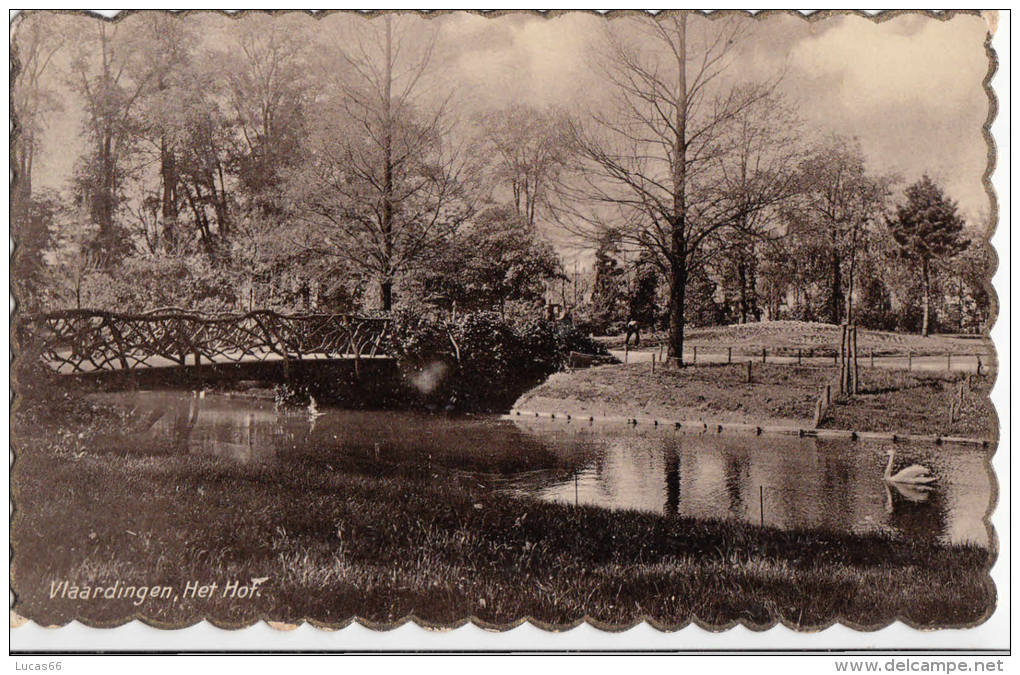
[508,419,991,548]
[90,391,992,548]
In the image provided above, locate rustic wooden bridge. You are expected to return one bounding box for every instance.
[22,309,392,376]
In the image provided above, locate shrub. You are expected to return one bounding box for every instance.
[385,311,608,411]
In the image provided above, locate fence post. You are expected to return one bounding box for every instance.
[624,343,629,364]
[651,353,656,374]
[947,353,952,371]
[825,384,831,406]
[760,486,765,527]
[693,345,697,364]
[814,398,823,427]
[851,324,859,395]
[839,324,847,395]
[761,346,766,363]
[870,347,875,368]
[746,360,752,383]
[728,347,732,364]
[797,348,801,365]
[976,355,982,375]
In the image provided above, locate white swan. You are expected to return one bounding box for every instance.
[883,448,935,485]
[883,480,932,514]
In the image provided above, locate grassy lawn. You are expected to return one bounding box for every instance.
[597,321,994,357]
[11,405,993,630]
[822,370,998,439]
[516,362,834,426]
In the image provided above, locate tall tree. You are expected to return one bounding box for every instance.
[222,15,311,215]
[474,104,573,228]
[590,230,626,331]
[133,14,194,236]
[886,175,969,336]
[794,138,894,325]
[11,12,68,206]
[565,13,796,361]
[68,19,153,257]
[714,96,801,323]
[294,14,471,310]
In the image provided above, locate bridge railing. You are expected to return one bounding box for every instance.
[20,309,391,374]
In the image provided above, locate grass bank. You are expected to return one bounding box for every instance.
[515,362,832,427]
[822,370,997,439]
[514,361,998,439]
[12,400,992,629]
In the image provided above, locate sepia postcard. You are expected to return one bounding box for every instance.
[9,8,1005,652]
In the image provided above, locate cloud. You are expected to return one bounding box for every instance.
[787,14,991,218]
[30,12,994,226]
[439,13,603,112]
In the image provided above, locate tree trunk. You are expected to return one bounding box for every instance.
[379,15,395,312]
[738,258,748,323]
[845,252,856,326]
[921,257,931,337]
[957,276,964,333]
[216,162,230,237]
[668,253,688,365]
[668,13,688,365]
[13,139,32,207]
[160,138,178,221]
[16,139,33,204]
[830,248,842,324]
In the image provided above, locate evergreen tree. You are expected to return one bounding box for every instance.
[591,231,625,332]
[628,255,659,327]
[887,175,969,336]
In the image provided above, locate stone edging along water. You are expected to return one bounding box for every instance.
[506,408,995,448]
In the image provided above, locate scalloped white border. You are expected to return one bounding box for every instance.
[7,6,1011,656]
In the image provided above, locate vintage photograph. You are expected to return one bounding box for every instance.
[10,10,998,633]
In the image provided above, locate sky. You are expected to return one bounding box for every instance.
[24,10,995,254]
[432,11,992,218]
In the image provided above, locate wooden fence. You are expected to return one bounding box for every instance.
[617,342,990,374]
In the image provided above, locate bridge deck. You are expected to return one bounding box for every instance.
[45,348,394,375]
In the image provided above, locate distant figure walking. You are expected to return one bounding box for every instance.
[624,319,641,347]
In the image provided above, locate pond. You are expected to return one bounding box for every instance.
[90,390,993,549]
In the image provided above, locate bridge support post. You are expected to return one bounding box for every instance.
[103,317,132,371]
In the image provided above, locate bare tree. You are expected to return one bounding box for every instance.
[563,13,796,361]
[474,104,574,228]
[714,93,803,322]
[293,15,473,310]
[793,138,895,325]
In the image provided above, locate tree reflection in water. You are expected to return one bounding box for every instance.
[86,391,991,548]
